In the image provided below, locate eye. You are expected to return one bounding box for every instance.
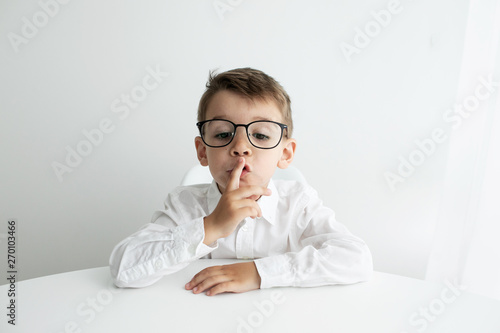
[214,132,233,140]
[251,133,270,141]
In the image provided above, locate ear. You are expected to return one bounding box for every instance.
[277,138,296,169]
[195,136,209,166]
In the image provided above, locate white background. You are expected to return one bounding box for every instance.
[0,0,479,281]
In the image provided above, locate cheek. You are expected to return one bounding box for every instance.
[255,153,282,173]
[206,152,227,174]
[206,149,224,162]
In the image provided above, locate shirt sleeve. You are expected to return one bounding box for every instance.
[109,188,217,288]
[254,187,373,289]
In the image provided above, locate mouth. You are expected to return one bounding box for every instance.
[241,165,250,177]
[228,164,251,177]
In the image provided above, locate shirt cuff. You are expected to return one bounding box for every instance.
[172,217,216,262]
[117,218,216,286]
[254,255,295,289]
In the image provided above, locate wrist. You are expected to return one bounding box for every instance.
[252,261,262,288]
[202,215,219,245]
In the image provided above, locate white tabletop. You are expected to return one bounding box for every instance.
[2,259,500,333]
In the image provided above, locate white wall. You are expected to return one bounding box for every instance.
[0,0,471,281]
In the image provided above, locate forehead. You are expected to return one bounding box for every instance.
[205,90,283,123]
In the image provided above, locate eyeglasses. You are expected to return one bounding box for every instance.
[196,119,288,149]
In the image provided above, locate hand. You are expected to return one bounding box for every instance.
[203,157,271,245]
[185,262,261,296]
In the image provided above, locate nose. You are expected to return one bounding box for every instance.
[230,127,252,156]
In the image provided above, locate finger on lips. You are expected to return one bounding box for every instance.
[228,157,245,191]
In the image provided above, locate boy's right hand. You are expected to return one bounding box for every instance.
[203,157,271,245]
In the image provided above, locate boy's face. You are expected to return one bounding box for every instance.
[195,90,296,194]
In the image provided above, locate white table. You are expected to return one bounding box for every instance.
[2,259,500,333]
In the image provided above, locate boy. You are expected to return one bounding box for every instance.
[109,68,372,296]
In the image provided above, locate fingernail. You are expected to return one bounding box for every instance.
[193,287,198,292]
[185,282,190,288]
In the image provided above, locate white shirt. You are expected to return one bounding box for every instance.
[109,180,373,288]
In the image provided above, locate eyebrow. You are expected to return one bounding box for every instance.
[209,115,276,122]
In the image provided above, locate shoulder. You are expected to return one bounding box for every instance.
[166,183,212,204]
[151,183,212,224]
[273,179,319,203]
[272,180,334,225]
[272,180,330,226]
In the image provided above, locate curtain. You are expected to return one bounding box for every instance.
[425,0,500,300]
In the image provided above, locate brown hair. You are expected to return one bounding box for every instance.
[197,67,293,137]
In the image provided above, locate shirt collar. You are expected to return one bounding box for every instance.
[207,179,278,225]
[258,179,278,225]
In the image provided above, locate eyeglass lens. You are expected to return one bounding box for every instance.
[200,120,283,148]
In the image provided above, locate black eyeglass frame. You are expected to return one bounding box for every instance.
[196,119,288,150]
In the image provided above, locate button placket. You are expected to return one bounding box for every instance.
[236,218,254,259]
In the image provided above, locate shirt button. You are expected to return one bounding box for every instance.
[154,259,162,269]
[241,225,248,232]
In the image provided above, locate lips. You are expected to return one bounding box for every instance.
[227,163,251,177]
[240,165,250,177]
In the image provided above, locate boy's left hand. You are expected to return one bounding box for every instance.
[185,262,261,296]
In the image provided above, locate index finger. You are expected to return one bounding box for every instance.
[226,157,245,192]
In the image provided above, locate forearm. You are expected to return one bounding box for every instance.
[109,219,216,288]
[254,237,373,288]
[202,215,221,246]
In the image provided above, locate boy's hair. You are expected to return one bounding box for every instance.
[197,67,293,137]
